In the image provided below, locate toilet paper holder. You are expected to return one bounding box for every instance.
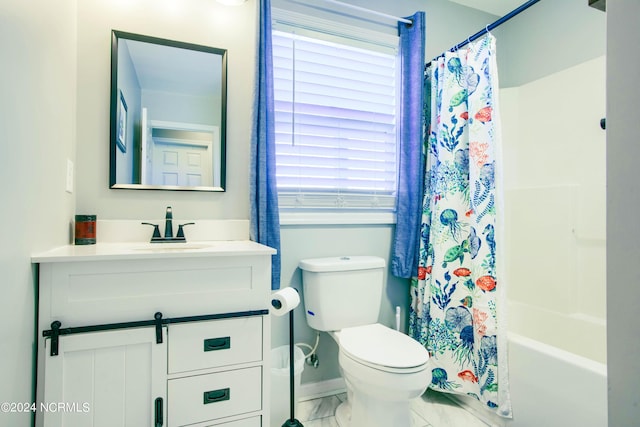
[271,287,304,427]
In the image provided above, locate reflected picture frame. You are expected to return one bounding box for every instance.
[116,90,127,153]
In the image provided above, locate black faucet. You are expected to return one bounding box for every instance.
[164,206,173,239]
[142,206,194,243]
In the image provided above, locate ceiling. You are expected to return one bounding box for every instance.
[447,0,526,16]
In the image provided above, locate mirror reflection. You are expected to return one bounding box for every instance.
[109,30,227,191]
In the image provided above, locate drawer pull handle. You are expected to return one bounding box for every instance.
[154,397,163,426]
[204,336,230,352]
[203,388,230,404]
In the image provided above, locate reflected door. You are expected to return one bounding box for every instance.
[152,141,211,187]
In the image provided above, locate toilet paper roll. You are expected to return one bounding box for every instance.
[270,287,300,316]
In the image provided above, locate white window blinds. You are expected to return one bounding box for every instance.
[272,28,399,211]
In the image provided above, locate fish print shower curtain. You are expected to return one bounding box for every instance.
[409,34,511,417]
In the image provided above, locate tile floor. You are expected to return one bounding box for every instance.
[296,389,490,427]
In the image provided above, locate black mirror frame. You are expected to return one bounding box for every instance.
[109,30,228,191]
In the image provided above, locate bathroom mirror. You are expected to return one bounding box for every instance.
[109,30,227,191]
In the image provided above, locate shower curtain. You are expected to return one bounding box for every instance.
[409,34,511,417]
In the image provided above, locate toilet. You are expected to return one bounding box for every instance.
[299,256,430,427]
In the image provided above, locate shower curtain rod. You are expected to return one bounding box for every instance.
[426,0,541,67]
[316,0,413,25]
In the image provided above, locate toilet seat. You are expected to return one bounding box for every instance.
[336,323,429,374]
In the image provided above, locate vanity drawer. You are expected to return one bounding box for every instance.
[168,367,262,426]
[203,416,261,427]
[168,316,262,374]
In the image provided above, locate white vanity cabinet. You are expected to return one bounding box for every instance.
[33,241,276,427]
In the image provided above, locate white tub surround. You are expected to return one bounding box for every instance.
[33,239,275,427]
[507,301,606,364]
[447,334,607,427]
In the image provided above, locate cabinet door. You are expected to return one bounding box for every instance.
[42,327,167,427]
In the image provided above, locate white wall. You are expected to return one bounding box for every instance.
[606,0,640,424]
[491,0,606,87]
[75,0,258,220]
[0,1,77,426]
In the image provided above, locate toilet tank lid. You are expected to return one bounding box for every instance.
[299,256,385,272]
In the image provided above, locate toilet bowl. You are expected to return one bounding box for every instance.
[329,324,430,427]
[298,256,431,427]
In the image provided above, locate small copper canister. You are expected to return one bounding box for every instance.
[74,215,96,245]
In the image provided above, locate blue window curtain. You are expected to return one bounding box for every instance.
[250,0,281,290]
[391,12,426,279]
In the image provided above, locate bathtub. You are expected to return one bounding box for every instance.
[448,333,608,427]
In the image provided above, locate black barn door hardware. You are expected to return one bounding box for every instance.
[154,312,164,344]
[42,309,268,356]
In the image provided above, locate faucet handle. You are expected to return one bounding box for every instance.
[141,222,161,239]
[176,222,195,239]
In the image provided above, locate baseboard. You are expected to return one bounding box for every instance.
[298,378,346,401]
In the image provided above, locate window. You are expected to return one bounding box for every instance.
[272,12,400,214]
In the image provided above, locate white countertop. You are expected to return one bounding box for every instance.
[32,240,277,263]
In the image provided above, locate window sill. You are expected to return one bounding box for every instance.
[279,211,397,226]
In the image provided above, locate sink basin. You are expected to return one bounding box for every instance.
[132,242,214,251]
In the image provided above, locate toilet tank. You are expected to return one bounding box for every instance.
[298,256,385,331]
